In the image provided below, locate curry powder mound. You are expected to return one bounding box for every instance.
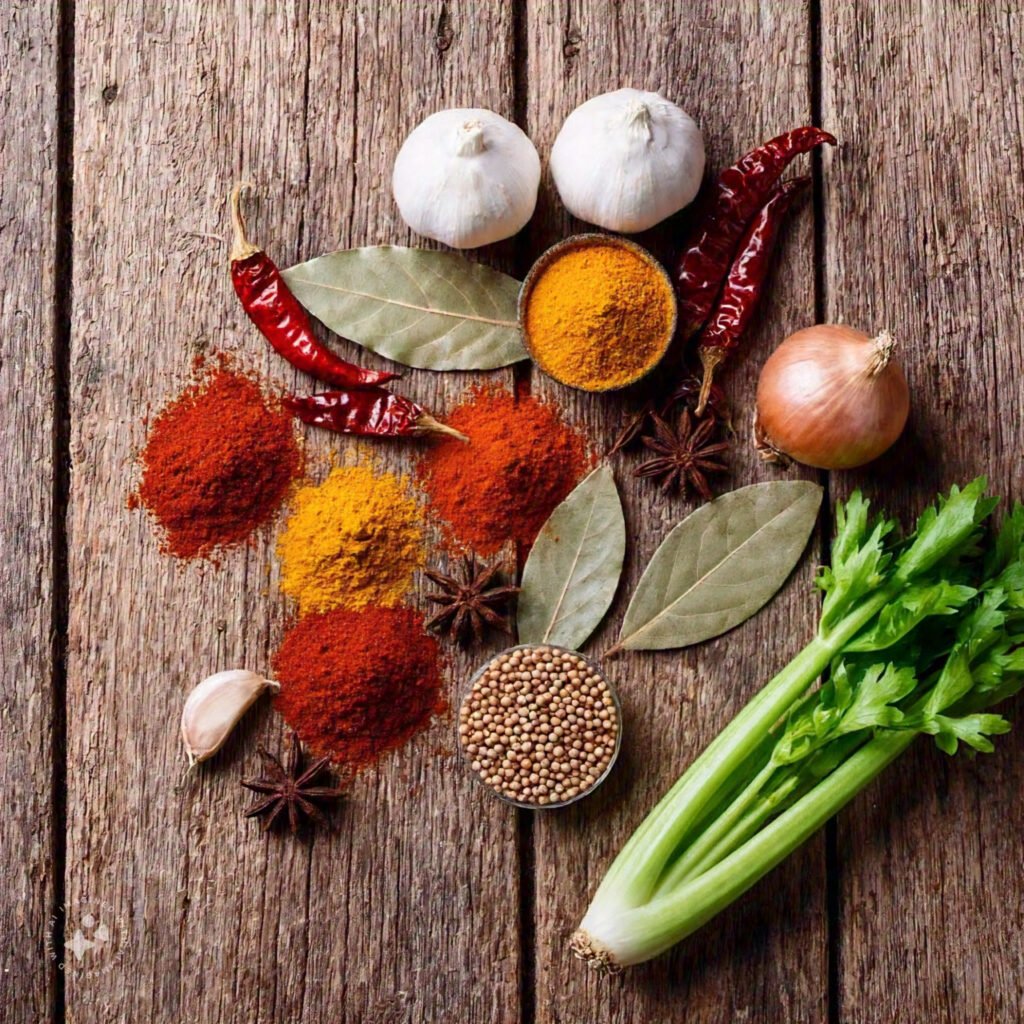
[277,463,424,615]
[524,240,675,390]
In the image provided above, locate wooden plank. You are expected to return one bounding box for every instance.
[820,2,1024,1021]
[523,2,828,1020]
[295,4,522,1022]
[0,3,60,1021]
[65,2,519,1021]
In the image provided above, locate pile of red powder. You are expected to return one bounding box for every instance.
[418,385,590,555]
[273,607,445,771]
[132,360,301,559]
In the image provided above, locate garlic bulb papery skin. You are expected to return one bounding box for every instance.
[180,669,278,767]
[392,108,541,249]
[550,88,705,233]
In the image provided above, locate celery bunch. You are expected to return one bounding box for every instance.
[573,480,1024,971]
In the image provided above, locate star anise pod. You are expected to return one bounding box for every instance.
[424,556,520,647]
[608,374,734,459]
[606,401,655,456]
[635,408,730,500]
[241,732,345,834]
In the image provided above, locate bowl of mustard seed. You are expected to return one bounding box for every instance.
[519,233,678,392]
[458,644,622,809]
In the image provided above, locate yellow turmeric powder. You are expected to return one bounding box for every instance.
[277,463,424,615]
[522,237,677,391]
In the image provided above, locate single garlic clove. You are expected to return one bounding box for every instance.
[550,88,705,233]
[392,107,541,249]
[180,669,279,767]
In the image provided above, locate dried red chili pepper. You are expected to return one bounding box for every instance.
[694,176,810,415]
[284,388,467,440]
[675,127,835,338]
[229,184,398,390]
[664,373,729,423]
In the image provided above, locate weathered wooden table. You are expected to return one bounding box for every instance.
[4,2,1023,1021]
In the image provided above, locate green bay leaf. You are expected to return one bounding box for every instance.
[518,464,625,650]
[617,480,822,652]
[281,246,528,370]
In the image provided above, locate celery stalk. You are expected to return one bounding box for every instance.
[573,481,1024,972]
[577,731,913,968]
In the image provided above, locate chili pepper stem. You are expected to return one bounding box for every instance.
[416,413,469,442]
[695,348,727,417]
[229,182,261,262]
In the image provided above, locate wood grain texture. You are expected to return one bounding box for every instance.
[821,3,1024,1022]
[65,3,519,1021]
[17,1,1024,1021]
[0,3,59,1021]
[295,4,522,1022]
[523,3,828,1021]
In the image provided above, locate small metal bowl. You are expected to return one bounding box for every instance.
[458,643,623,810]
[518,233,678,393]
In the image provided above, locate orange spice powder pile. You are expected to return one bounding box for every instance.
[132,359,301,559]
[418,385,590,555]
[273,606,445,771]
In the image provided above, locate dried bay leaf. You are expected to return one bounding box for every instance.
[518,464,625,650]
[281,246,528,371]
[615,480,822,652]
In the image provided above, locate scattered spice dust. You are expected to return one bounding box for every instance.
[273,607,445,771]
[419,385,590,555]
[277,463,425,615]
[132,359,301,559]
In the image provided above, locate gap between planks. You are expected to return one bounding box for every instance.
[48,0,77,1022]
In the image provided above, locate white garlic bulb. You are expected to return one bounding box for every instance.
[550,88,705,233]
[180,669,278,766]
[392,108,541,249]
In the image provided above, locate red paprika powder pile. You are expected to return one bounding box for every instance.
[418,385,590,555]
[133,360,301,559]
[273,607,445,770]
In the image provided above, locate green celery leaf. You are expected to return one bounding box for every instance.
[771,661,915,768]
[817,492,896,630]
[959,647,1024,710]
[895,478,997,582]
[835,663,917,733]
[985,502,1024,579]
[845,581,976,653]
[957,592,1009,654]
[924,646,975,713]
[922,712,1011,755]
[995,563,1024,604]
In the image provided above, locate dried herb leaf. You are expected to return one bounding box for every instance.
[518,464,625,650]
[616,480,822,651]
[282,246,528,370]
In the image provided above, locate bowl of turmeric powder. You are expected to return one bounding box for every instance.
[519,233,678,392]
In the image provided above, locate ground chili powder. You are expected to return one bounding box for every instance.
[273,607,445,770]
[133,360,301,559]
[418,385,590,555]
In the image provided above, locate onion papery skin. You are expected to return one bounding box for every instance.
[755,325,909,470]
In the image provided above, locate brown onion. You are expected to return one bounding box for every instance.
[755,324,909,470]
